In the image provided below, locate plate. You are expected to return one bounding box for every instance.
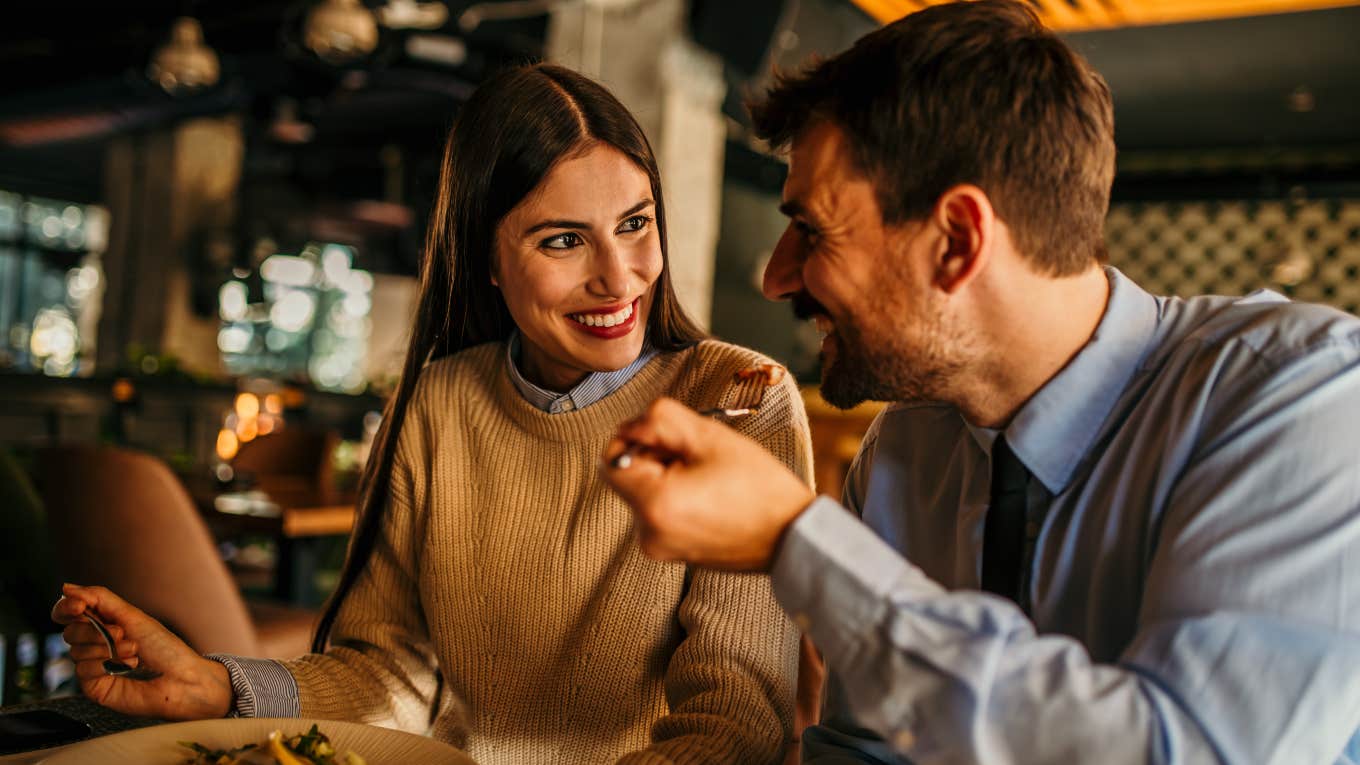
[37,717,473,764]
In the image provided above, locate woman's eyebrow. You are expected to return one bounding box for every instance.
[522,198,655,237]
[523,218,588,236]
[616,199,654,220]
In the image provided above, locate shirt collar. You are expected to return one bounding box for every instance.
[505,331,657,414]
[995,267,1160,495]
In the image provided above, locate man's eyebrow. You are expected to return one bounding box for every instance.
[779,200,806,218]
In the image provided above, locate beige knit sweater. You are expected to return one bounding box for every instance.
[284,339,813,764]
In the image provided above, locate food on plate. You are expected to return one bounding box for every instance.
[179,724,367,765]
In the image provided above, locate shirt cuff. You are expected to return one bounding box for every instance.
[771,496,943,658]
[205,654,302,718]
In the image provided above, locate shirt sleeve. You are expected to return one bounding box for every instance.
[205,653,301,718]
[772,343,1360,764]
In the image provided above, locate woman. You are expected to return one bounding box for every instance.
[53,64,813,764]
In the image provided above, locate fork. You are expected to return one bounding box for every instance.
[608,370,773,470]
[83,612,162,681]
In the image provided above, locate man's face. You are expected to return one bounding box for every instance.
[763,120,972,409]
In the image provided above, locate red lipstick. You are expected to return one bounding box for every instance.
[568,298,639,340]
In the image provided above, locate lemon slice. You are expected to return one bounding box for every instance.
[267,730,310,765]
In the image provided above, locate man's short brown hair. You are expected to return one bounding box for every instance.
[750,0,1116,276]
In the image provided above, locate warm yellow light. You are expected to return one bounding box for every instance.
[258,415,276,436]
[263,393,283,414]
[234,392,260,419]
[282,387,306,409]
[849,0,1360,31]
[111,378,136,403]
[216,429,240,461]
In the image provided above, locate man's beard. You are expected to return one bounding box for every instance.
[796,292,967,410]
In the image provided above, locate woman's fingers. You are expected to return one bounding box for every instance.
[51,591,92,624]
[62,621,126,646]
[62,583,137,621]
[67,639,138,662]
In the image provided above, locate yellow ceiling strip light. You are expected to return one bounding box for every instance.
[850,0,1360,31]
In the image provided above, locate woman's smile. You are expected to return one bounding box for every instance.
[568,298,639,338]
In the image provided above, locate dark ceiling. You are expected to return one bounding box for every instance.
[0,1,1357,258]
[1066,5,1360,154]
[0,1,545,204]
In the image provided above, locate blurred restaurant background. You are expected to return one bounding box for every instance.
[1,0,1358,704]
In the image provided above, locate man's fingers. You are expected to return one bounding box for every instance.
[601,441,669,505]
[615,397,715,462]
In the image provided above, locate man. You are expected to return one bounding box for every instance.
[601,1,1360,763]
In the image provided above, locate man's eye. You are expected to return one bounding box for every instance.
[795,220,819,240]
[618,215,651,234]
[542,232,583,250]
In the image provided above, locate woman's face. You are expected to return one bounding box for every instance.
[494,143,663,392]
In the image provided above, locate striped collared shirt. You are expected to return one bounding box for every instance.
[505,331,657,413]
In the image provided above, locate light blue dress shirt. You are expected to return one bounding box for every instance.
[210,334,659,718]
[774,267,1360,764]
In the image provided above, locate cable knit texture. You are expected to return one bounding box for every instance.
[283,339,811,764]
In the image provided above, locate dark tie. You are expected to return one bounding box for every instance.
[982,435,1029,605]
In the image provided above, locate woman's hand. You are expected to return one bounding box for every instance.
[51,583,234,721]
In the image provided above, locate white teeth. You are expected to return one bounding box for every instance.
[571,302,634,328]
[814,316,833,338]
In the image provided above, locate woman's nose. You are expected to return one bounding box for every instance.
[589,240,633,298]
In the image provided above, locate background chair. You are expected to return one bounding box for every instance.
[33,444,315,659]
[0,446,60,636]
[231,427,340,503]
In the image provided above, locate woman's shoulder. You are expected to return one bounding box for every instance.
[407,341,505,407]
[685,338,782,374]
[668,339,796,408]
[425,341,503,376]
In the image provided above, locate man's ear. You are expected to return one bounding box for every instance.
[932,185,995,294]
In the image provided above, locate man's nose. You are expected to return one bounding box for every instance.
[762,227,803,301]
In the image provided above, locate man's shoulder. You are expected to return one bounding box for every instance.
[1154,291,1360,374]
[861,401,967,453]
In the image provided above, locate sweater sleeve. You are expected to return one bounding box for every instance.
[278,398,448,733]
[618,370,809,764]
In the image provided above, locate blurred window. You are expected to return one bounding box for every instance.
[218,242,372,393]
[0,190,108,377]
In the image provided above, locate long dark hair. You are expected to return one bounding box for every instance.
[312,64,704,651]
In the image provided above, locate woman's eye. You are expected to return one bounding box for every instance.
[618,215,651,234]
[541,232,583,250]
